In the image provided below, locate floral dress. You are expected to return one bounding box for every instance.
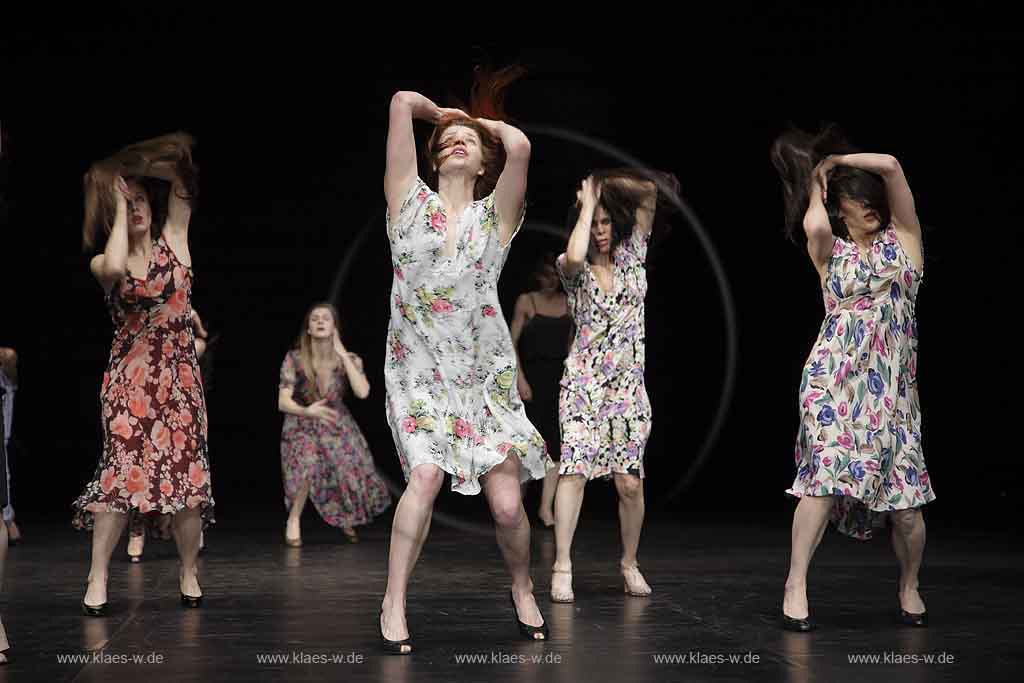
[73,235,214,529]
[556,228,652,480]
[384,178,552,495]
[279,350,391,527]
[787,225,935,539]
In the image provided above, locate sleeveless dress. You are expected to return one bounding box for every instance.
[73,235,214,529]
[518,294,572,458]
[786,225,935,539]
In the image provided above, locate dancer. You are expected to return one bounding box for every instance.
[379,81,552,654]
[74,132,213,614]
[0,365,10,663]
[510,254,572,528]
[549,170,673,603]
[771,126,933,631]
[0,347,19,545]
[278,302,391,546]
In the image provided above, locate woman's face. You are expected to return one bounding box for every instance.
[125,179,152,238]
[435,124,484,179]
[590,205,613,255]
[838,196,882,236]
[307,307,337,340]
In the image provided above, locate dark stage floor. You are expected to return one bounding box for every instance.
[1,515,1020,682]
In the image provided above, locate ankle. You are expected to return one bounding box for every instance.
[552,561,572,573]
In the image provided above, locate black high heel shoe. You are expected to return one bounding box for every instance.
[510,592,548,641]
[81,601,108,617]
[897,569,927,627]
[781,612,815,632]
[180,592,203,608]
[379,609,413,654]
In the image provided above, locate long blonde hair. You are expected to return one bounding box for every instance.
[294,302,342,400]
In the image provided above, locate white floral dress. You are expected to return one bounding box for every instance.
[384,178,552,494]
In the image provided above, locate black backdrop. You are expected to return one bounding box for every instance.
[2,10,1020,532]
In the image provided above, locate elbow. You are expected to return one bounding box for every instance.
[881,154,901,176]
[355,387,370,400]
[505,133,531,161]
[390,91,415,111]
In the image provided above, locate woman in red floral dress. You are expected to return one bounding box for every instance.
[74,133,213,614]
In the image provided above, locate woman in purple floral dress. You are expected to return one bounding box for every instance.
[277,303,391,545]
[75,133,212,614]
[550,170,672,604]
[772,126,934,632]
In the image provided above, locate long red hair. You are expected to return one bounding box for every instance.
[423,64,525,200]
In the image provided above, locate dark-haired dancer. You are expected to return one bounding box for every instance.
[771,126,933,631]
[511,254,572,528]
[550,170,674,603]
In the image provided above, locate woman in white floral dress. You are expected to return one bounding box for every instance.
[772,126,933,632]
[378,88,553,653]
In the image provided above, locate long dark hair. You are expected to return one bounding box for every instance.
[566,168,679,262]
[770,124,890,242]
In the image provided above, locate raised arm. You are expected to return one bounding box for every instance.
[89,175,132,295]
[476,119,530,246]
[333,330,369,400]
[818,153,922,269]
[562,176,600,279]
[804,161,836,280]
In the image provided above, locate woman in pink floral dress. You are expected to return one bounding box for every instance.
[550,170,672,604]
[772,126,934,632]
[74,133,212,614]
[277,303,391,545]
[378,85,552,653]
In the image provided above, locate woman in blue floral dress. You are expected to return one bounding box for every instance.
[772,126,934,631]
[378,85,553,653]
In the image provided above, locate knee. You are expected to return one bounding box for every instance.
[890,509,920,534]
[492,497,524,529]
[408,465,444,501]
[614,474,643,500]
[0,347,15,366]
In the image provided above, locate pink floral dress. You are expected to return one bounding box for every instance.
[73,235,214,529]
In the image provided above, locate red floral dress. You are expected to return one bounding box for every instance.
[73,235,214,529]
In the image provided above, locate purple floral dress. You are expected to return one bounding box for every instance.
[384,178,552,495]
[787,225,935,539]
[279,351,391,527]
[556,228,652,480]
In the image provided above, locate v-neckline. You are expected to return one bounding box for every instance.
[590,261,616,297]
[437,196,477,260]
[126,239,157,282]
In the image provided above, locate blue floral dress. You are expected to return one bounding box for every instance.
[787,225,935,539]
